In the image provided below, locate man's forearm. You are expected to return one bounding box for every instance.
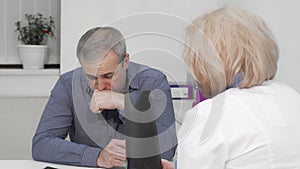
[32,134,101,167]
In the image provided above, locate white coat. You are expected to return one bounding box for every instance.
[177,80,300,169]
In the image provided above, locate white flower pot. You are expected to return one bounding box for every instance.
[17,45,48,69]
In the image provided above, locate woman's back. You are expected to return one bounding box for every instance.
[178,81,300,169]
[229,80,300,168]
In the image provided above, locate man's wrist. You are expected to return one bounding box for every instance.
[116,93,125,110]
[81,146,102,167]
[97,150,104,167]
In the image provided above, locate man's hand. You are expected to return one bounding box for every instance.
[97,139,126,168]
[89,90,125,113]
[161,159,175,169]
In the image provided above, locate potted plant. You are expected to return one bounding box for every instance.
[15,13,55,69]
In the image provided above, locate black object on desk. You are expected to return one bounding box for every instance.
[44,166,58,169]
[125,91,163,169]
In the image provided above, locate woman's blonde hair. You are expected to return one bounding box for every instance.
[184,6,279,98]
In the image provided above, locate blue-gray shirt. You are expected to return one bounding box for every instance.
[32,62,177,167]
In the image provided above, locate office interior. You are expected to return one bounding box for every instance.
[0,0,300,161]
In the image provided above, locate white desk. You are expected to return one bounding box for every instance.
[0,160,103,169]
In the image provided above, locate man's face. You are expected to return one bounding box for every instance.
[82,50,129,92]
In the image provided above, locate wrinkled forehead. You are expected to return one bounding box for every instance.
[81,50,120,76]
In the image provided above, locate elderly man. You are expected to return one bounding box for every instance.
[32,27,177,168]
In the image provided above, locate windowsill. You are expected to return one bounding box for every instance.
[0,69,59,75]
[0,69,60,97]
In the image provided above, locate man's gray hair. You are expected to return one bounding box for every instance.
[76,27,126,64]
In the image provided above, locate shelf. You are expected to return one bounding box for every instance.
[0,69,59,75]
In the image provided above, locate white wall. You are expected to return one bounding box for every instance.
[61,0,300,92]
[0,97,48,159]
[61,0,221,83]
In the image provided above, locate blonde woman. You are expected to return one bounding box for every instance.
[162,6,300,169]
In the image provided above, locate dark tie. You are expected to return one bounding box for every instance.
[101,109,124,133]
